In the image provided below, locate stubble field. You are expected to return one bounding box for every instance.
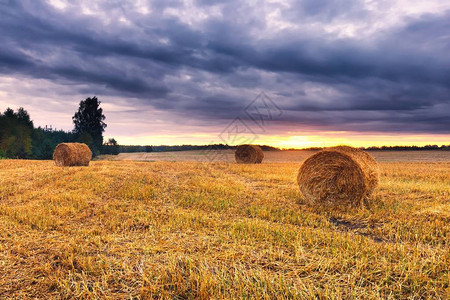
[0,151,449,299]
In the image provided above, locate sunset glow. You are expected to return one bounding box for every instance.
[110,132,450,149]
[1,0,449,148]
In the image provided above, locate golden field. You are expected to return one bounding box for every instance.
[0,151,449,299]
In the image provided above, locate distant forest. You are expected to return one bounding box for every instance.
[0,98,449,160]
[146,144,450,152]
[0,100,281,160]
[0,97,112,159]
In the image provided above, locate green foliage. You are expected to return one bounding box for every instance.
[103,138,120,155]
[31,127,75,159]
[0,107,75,159]
[77,131,94,147]
[0,107,33,158]
[0,103,112,159]
[72,96,107,154]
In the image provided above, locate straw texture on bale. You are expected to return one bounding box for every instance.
[53,143,92,167]
[297,146,379,206]
[235,144,264,164]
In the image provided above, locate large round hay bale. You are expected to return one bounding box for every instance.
[297,146,379,206]
[53,143,92,167]
[235,144,264,164]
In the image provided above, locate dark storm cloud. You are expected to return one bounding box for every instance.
[0,0,449,134]
[0,48,33,70]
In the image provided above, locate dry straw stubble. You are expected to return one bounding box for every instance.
[53,143,92,167]
[297,146,379,206]
[235,145,264,164]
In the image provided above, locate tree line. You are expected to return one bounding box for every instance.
[0,95,281,160]
[0,97,119,159]
[1,96,448,159]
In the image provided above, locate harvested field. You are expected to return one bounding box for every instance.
[0,156,449,298]
[98,149,450,163]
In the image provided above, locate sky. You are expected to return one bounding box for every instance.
[0,0,449,148]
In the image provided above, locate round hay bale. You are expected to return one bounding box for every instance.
[235,144,264,164]
[53,143,92,167]
[297,146,379,206]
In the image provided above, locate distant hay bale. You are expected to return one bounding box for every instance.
[297,146,379,206]
[53,143,92,167]
[235,144,264,164]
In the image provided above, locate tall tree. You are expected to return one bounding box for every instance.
[72,96,107,154]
